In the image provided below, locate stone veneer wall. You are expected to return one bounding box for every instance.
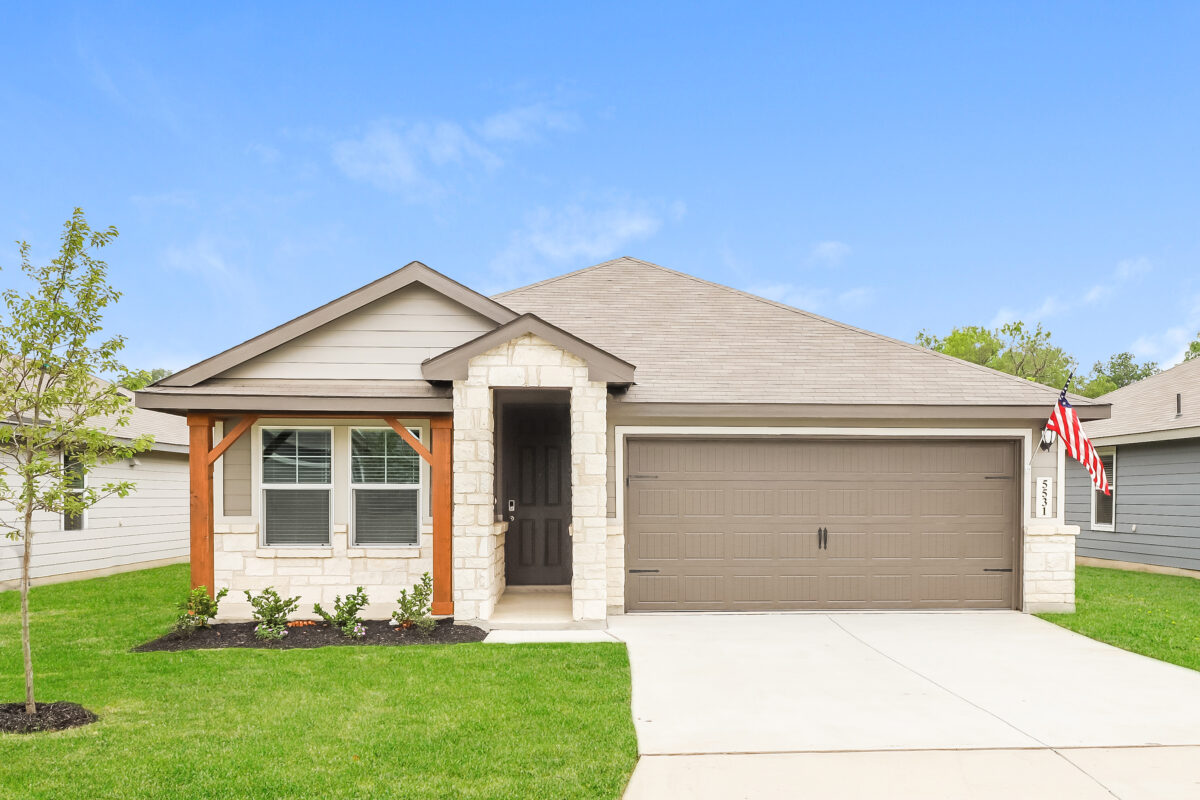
[451,333,609,621]
[1023,522,1078,613]
[213,522,433,621]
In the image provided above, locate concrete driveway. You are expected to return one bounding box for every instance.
[609,613,1200,799]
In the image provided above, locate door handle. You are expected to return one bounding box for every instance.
[820,527,828,550]
[817,526,823,550]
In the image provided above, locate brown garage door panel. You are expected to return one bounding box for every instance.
[625,439,1018,611]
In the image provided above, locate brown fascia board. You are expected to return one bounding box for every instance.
[159,261,519,388]
[135,392,453,416]
[610,401,1112,422]
[421,313,637,384]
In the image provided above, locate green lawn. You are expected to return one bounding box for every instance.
[1039,565,1200,672]
[0,565,637,799]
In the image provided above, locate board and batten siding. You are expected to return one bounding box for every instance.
[219,283,497,381]
[0,450,189,588]
[1066,438,1200,572]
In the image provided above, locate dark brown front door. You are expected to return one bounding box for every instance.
[503,404,572,585]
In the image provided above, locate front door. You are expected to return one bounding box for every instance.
[503,404,572,585]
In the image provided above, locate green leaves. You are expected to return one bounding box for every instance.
[0,209,154,538]
[917,322,1161,398]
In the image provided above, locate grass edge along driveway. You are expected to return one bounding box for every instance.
[0,565,637,800]
[1039,565,1200,673]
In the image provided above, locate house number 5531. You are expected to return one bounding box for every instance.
[1036,477,1053,519]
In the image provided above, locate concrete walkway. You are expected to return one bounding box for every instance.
[609,613,1200,799]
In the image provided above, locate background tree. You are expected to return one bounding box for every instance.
[119,366,173,390]
[0,209,152,715]
[1184,332,1200,362]
[1078,352,1159,397]
[917,321,1076,389]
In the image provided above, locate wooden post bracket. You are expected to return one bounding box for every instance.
[382,417,434,464]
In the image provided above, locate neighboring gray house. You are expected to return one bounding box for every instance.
[0,388,191,590]
[1068,356,1200,576]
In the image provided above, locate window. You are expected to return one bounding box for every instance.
[351,427,421,546]
[261,428,332,546]
[1092,449,1116,530]
[63,453,85,531]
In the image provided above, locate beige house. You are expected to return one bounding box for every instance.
[135,257,1108,623]
[0,392,190,590]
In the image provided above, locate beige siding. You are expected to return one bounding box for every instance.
[221,284,496,381]
[222,418,252,516]
[0,450,189,587]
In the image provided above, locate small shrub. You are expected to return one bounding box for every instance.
[314,587,369,638]
[393,572,436,635]
[244,587,301,640]
[174,586,228,635]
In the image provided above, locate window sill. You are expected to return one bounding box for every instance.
[255,548,334,559]
[347,547,422,558]
[1091,523,1115,532]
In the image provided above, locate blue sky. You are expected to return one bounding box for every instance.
[3,2,1200,374]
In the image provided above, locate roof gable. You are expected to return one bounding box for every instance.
[422,313,636,383]
[496,257,1107,415]
[162,262,518,387]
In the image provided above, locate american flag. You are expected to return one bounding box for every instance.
[1046,385,1110,496]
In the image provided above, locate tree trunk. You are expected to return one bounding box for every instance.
[21,497,35,714]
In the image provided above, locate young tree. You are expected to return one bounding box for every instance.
[0,209,152,715]
[118,366,173,390]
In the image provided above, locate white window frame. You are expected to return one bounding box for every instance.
[1091,446,1116,532]
[61,450,86,532]
[348,426,424,548]
[259,425,334,548]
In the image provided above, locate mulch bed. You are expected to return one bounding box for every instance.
[0,702,98,734]
[133,618,487,652]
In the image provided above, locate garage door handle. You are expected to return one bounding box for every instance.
[629,569,660,574]
[817,526,828,549]
[983,568,1013,573]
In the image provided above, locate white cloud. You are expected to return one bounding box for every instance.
[488,198,679,288]
[333,104,576,199]
[808,240,851,267]
[162,236,264,320]
[1130,294,1200,366]
[1115,256,1151,281]
[477,103,577,142]
[991,255,1153,327]
[332,119,501,197]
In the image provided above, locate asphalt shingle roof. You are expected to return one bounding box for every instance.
[496,257,1101,408]
[1084,356,1200,439]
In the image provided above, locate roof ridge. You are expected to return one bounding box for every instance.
[492,256,644,298]
[559,256,1097,406]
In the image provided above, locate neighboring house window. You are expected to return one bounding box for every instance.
[1092,449,1116,530]
[63,453,85,531]
[261,428,332,546]
[350,428,421,546]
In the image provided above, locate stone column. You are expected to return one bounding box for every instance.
[1023,522,1078,613]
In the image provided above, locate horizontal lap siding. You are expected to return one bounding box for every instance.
[220,284,496,381]
[0,450,189,584]
[1068,439,1200,571]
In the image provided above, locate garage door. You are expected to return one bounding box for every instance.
[625,438,1019,611]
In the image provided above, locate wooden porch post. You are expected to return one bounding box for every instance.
[430,416,454,616]
[187,413,215,596]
